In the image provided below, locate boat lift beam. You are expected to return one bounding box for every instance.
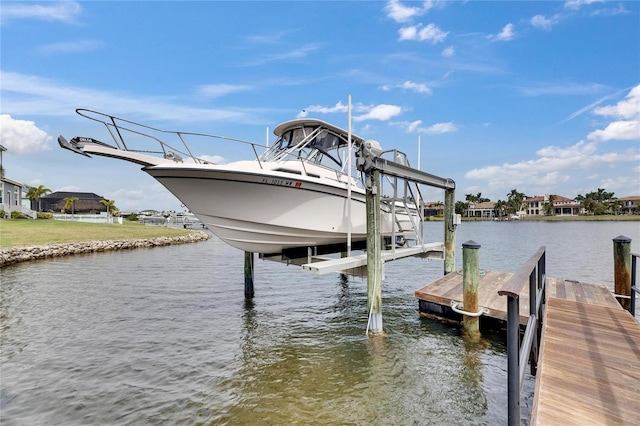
[368,155,455,190]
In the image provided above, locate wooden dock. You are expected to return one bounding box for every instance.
[416,270,526,324]
[415,273,640,424]
[415,272,619,325]
[531,291,640,425]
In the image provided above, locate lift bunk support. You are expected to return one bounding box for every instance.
[301,140,457,336]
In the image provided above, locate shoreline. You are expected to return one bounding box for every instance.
[0,231,211,268]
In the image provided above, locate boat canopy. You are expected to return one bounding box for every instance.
[265,119,366,167]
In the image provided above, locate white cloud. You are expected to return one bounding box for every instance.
[246,44,323,65]
[598,174,640,195]
[0,71,251,124]
[38,39,105,55]
[592,84,640,119]
[398,23,448,43]
[442,46,455,58]
[382,80,432,94]
[465,139,639,197]
[198,84,252,98]
[423,122,457,134]
[353,104,402,122]
[564,0,605,10]
[530,15,556,31]
[395,120,457,134]
[384,0,432,23]
[0,114,52,154]
[1,1,82,24]
[587,120,640,142]
[519,82,605,96]
[297,101,349,118]
[588,85,640,141]
[488,23,515,41]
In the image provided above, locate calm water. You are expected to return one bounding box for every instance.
[1,221,638,425]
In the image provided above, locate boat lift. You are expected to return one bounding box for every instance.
[300,139,457,335]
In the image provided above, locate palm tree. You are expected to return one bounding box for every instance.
[26,185,51,212]
[494,200,507,219]
[63,197,79,215]
[100,199,118,223]
[506,189,526,215]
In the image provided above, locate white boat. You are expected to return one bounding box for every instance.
[58,109,422,255]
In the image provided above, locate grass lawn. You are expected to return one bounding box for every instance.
[0,219,196,248]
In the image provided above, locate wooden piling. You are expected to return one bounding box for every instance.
[244,251,255,299]
[462,240,481,336]
[366,169,383,335]
[613,235,631,311]
[444,187,455,275]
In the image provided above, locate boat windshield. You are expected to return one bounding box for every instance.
[264,125,347,167]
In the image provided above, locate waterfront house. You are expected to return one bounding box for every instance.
[466,201,496,219]
[616,195,639,214]
[523,195,581,217]
[423,201,445,217]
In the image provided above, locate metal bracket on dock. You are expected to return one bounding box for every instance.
[450,301,489,317]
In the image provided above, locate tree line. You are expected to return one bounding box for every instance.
[455,188,626,216]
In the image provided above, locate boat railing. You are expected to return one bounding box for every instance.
[75,109,268,166]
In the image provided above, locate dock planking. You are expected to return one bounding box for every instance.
[531,295,640,425]
[416,273,640,424]
[415,272,620,325]
[415,270,528,325]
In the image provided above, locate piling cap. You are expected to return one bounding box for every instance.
[613,235,632,243]
[462,240,481,249]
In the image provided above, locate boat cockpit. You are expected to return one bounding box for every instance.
[262,121,364,170]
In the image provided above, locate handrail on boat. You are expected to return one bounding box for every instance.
[75,108,266,165]
[498,246,546,426]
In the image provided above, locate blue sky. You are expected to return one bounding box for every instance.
[1,0,639,212]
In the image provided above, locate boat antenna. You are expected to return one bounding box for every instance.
[266,126,269,149]
[347,94,352,256]
[418,135,421,170]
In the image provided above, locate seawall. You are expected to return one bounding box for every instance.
[0,231,211,268]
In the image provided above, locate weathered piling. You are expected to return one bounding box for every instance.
[366,168,383,335]
[462,240,481,336]
[244,251,255,299]
[613,235,632,311]
[444,188,456,275]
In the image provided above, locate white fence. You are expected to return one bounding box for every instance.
[52,213,123,224]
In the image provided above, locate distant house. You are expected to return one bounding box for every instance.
[40,191,107,214]
[523,195,581,216]
[466,201,496,219]
[423,201,444,217]
[0,145,36,218]
[1,176,37,218]
[617,196,640,214]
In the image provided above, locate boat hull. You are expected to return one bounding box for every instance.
[144,166,399,254]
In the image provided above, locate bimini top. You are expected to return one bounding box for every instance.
[266,119,368,168]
